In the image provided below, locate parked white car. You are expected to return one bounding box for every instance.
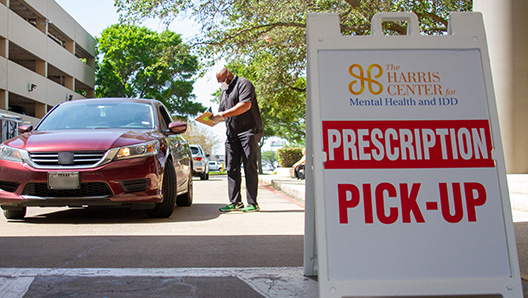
[190,144,209,180]
[208,161,221,172]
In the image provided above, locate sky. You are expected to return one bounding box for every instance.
[54,0,228,152]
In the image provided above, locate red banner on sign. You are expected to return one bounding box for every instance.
[322,120,494,169]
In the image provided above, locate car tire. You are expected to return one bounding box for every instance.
[200,172,209,180]
[176,174,193,207]
[3,207,26,220]
[148,161,177,218]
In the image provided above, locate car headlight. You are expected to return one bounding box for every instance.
[115,141,160,160]
[0,144,25,162]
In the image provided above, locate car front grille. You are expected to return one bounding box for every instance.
[29,151,107,167]
[23,183,113,197]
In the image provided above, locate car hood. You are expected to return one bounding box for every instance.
[4,129,158,152]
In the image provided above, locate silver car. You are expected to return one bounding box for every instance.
[190,144,209,180]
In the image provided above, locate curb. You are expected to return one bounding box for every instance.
[259,175,305,202]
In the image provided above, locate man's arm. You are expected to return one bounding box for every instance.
[211,101,251,122]
[220,101,251,118]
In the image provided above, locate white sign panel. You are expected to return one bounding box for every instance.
[306,12,522,297]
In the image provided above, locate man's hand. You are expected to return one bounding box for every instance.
[210,114,225,123]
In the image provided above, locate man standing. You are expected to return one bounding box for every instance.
[211,67,263,212]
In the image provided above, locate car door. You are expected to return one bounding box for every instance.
[157,104,189,192]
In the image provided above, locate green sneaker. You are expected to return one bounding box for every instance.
[219,203,244,212]
[242,204,260,212]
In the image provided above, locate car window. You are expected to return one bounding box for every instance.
[37,101,155,130]
[191,147,199,155]
[158,105,173,131]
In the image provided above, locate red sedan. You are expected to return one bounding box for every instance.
[0,98,193,219]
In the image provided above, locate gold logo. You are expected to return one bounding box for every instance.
[348,64,383,95]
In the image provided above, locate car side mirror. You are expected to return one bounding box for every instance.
[206,154,211,158]
[18,125,33,134]
[166,122,187,135]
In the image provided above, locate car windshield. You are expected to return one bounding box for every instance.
[37,101,155,130]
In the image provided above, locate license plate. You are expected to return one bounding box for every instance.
[48,172,80,190]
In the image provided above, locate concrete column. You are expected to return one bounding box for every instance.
[0,38,7,58]
[64,76,74,91]
[86,88,94,98]
[0,89,6,110]
[474,0,528,173]
[35,60,47,77]
[1,37,6,112]
[65,41,74,54]
[35,102,46,118]
[36,18,48,35]
[86,57,95,68]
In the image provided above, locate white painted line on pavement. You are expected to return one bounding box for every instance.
[0,267,317,298]
[0,277,34,298]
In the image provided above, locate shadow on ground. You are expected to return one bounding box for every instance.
[5,202,227,225]
[0,235,304,268]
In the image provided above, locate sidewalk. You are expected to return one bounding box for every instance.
[259,174,306,202]
[506,174,528,213]
[259,173,528,212]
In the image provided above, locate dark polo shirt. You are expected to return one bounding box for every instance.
[219,76,263,138]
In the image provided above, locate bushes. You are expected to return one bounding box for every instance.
[277,148,303,167]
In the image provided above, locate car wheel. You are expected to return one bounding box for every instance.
[200,171,209,180]
[176,174,193,207]
[3,207,26,220]
[148,161,177,218]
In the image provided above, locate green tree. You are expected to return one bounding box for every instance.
[96,24,204,116]
[115,0,471,139]
[221,60,306,143]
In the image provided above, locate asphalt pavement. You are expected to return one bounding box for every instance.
[0,175,316,298]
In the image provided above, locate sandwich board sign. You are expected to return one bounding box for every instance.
[306,12,523,297]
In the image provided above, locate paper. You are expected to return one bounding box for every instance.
[195,107,218,127]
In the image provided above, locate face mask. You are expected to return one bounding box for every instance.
[220,81,229,90]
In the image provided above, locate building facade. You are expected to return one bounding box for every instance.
[474,0,528,173]
[0,0,95,126]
